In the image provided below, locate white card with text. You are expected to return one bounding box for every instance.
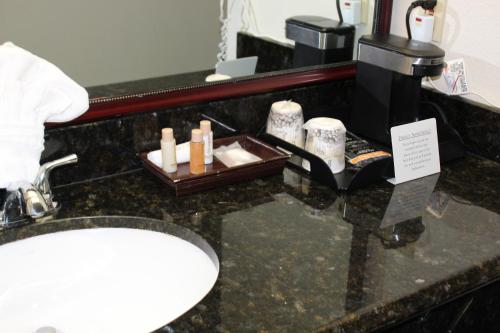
[388,118,440,185]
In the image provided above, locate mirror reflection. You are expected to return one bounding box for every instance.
[0,0,374,97]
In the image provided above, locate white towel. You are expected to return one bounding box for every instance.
[0,42,89,189]
[147,141,191,168]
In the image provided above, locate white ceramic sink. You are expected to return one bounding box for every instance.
[0,226,219,333]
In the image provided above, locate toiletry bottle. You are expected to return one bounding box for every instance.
[189,129,205,174]
[161,128,177,173]
[200,120,213,164]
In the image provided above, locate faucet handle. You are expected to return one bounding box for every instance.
[21,185,51,219]
[1,183,50,228]
[34,154,78,197]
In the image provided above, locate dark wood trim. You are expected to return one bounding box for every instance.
[55,63,356,126]
[372,0,394,35]
[379,0,394,35]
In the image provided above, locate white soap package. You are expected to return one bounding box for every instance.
[0,42,89,189]
[213,142,261,167]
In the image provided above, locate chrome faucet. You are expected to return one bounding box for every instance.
[0,154,78,229]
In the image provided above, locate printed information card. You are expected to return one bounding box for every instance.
[387,118,441,185]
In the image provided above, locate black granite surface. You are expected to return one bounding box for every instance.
[47,81,500,191]
[8,64,500,332]
[2,155,499,332]
[237,32,294,73]
[382,278,500,332]
[44,79,353,187]
[422,90,500,163]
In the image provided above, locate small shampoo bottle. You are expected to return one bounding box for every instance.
[161,128,177,173]
[200,120,213,164]
[189,129,205,174]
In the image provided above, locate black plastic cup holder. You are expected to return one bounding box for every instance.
[258,132,393,191]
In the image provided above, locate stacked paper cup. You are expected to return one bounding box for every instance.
[266,100,305,148]
[302,117,346,174]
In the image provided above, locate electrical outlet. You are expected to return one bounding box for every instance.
[432,0,447,42]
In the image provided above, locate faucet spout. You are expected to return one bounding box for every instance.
[35,154,78,198]
[1,154,78,229]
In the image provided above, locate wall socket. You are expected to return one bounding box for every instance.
[432,0,447,42]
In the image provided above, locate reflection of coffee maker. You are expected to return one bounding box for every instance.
[350,34,464,162]
[285,16,355,67]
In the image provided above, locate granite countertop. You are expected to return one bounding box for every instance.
[1,155,499,332]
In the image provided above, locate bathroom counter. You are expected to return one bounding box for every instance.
[4,155,500,332]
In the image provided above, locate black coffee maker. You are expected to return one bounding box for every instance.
[286,16,355,67]
[350,34,464,162]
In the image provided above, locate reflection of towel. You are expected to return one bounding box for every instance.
[0,42,89,189]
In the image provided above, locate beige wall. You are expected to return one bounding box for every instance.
[391,0,500,110]
[0,0,220,87]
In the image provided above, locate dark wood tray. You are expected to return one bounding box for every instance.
[140,135,289,196]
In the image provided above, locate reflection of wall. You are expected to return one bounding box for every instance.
[391,0,500,110]
[236,32,294,72]
[227,0,375,60]
[0,0,220,87]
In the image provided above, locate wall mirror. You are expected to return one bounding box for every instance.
[0,0,384,122]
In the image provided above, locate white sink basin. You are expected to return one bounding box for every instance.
[0,224,219,333]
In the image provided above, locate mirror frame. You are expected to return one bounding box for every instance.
[76,63,356,124]
[48,2,392,127]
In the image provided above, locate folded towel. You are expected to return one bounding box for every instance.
[0,42,89,189]
[147,142,191,168]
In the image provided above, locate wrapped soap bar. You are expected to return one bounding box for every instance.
[214,142,261,167]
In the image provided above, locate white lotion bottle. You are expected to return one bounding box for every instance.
[161,128,177,173]
[200,120,213,164]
